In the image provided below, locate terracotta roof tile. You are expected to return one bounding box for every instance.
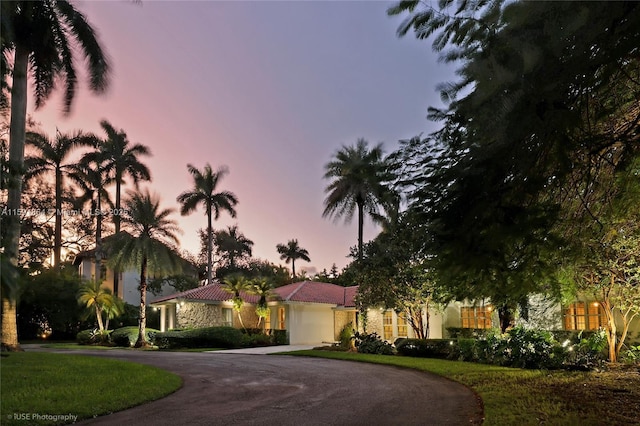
[152,282,259,304]
[152,281,359,307]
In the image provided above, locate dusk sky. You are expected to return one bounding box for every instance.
[30,0,456,273]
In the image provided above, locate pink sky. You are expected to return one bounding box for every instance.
[28,1,455,273]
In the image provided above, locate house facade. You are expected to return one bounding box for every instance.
[73,237,195,306]
[151,281,640,346]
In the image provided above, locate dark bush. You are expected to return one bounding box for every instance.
[353,332,394,355]
[76,328,111,345]
[111,327,159,347]
[395,338,455,359]
[271,329,289,345]
[242,333,272,347]
[155,326,245,349]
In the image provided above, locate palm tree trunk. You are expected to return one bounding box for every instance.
[113,174,121,296]
[1,298,22,352]
[2,44,29,352]
[94,192,103,281]
[357,201,364,261]
[54,167,62,268]
[135,255,149,347]
[207,208,213,285]
[292,259,296,278]
[95,305,105,331]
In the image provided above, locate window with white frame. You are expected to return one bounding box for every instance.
[461,305,493,329]
[563,301,605,330]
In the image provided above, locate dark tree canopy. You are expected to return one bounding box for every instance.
[387,0,640,318]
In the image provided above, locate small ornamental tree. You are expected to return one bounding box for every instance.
[222,274,250,330]
[250,277,272,329]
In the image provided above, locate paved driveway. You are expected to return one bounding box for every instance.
[36,349,483,425]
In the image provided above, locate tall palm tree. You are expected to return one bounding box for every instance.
[215,225,254,270]
[25,130,95,268]
[323,138,391,261]
[77,280,122,332]
[221,273,250,330]
[108,190,183,348]
[74,155,114,282]
[97,120,151,295]
[276,239,311,278]
[1,0,110,352]
[177,164,238,286]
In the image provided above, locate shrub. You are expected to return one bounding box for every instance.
[155,327,245,349]
[353,332,394,355]
[76,328,112,345]
[503,326,563,369]
[271,329,289,345]
[111,327,159,347]
[242,333,272,347]
[395,338,455,359]
[446,327,494,339]
[564,329,607,370]
[339,322,354,350]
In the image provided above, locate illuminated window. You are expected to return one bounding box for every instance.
[461,306,493,329]
[397,312,408,337]
[222,308,233,327]
[564,302,605,330]
[278,307,286,330]
[383,311,393,340]
[264,308,271,331]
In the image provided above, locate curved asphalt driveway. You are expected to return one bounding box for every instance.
[40,349,483,425]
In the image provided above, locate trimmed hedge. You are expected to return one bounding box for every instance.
[111,327,159,347]
[395,338,454,359]
[155,327,246,349]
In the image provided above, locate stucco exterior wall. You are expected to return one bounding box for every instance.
[288,304,335,345]
[365,309,384,336]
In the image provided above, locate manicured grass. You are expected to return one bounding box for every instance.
[283,350,640,425]
[42,343,117,350]
[0,352,182,425]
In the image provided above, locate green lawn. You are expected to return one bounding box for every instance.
[0,352,182,425]
[283,350,640,425]
[41,343,223,352]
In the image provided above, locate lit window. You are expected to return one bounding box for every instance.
[222,308,233,327]
[383,311,393,340]
[264,308,271,331]
[397,312,408,337]
[461,306,493,329]
[564,302,605,330]
[278,307,286,330]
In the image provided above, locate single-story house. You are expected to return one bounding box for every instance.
[151,281,640,346]
[73,234,197,306]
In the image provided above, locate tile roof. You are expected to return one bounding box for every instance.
[152,282,260,304]
[152,281,358,307]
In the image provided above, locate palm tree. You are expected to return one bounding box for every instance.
[108,190,183,348]
[323,138,391,261]
[276,239,311,278]
[250,277,272,329]
[177,164,238,286]
[221,273,250,330]
[215,225,254,270]
[2,0,110,352]
[97,120,151,295]
[25,130,95,268]
[74,155,114,282]
[77,280,122,332]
